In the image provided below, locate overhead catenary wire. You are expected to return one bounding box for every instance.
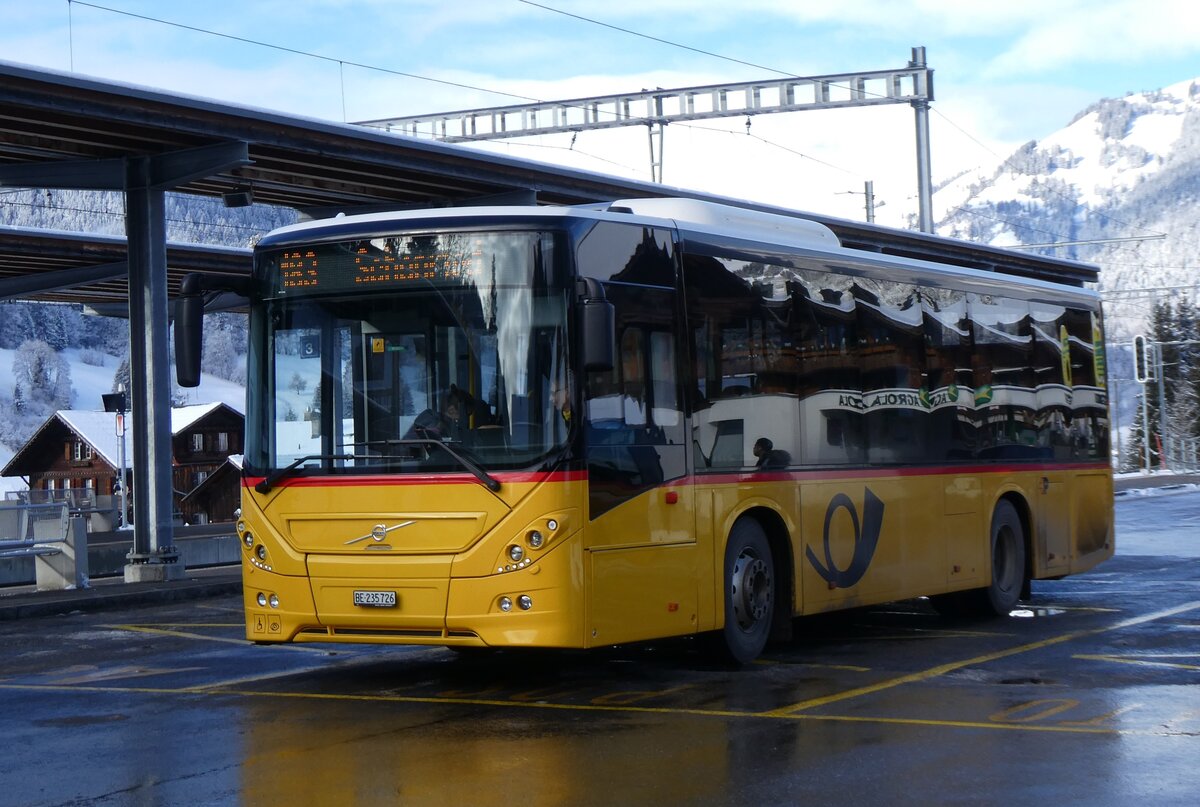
[66,0,547,106]
[515,1,1175,246]
[62,0,1183,250]
[63,1,874,185]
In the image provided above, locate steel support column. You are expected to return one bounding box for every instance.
[910,47,935,234]
[0,140,251,583]
[647,122,665,184]
[123,156,183,580]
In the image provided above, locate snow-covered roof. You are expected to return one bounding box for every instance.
[56,410,126,469]
[11,403,243,473]
[171,402,238,433]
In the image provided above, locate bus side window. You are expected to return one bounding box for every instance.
[584,281,686,519]
[620,327,647,426]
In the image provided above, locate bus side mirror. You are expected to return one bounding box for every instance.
[175,274,205,388]
[578,279,614,372]
[174,272,252,388]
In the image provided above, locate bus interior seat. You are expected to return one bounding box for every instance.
[473,426,504,450]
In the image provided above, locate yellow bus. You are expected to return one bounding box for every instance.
[176,197,1113,663]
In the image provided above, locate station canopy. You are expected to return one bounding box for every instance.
[0,58,1097,308]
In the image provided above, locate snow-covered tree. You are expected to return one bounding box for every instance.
[0,303,37,350]
[202,327,240,382]
[12,339,72,413]
[112,355,131,394]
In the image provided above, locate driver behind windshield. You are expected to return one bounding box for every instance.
[406,386,468,441]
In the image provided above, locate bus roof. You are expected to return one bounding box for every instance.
[259,197,1099,289]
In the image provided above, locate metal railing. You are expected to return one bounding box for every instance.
[0,502,68,560]
[3,489,120,532]
[0,502,89,589]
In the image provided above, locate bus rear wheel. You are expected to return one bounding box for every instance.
[981,499,1026,615]
[932,499,1026,618]
[720,519,774,664]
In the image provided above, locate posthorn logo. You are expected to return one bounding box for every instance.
[806,488,885,589]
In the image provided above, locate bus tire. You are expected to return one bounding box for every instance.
[982,499,1026,615]
[931,499,1026,618]
[720,518,775,664]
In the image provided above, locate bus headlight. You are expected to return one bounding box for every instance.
[508,545,525,563]
[498,596,513,612]
[517,595,533,611]
[242,532,254,549]
[257,592,267,607]
[268,594,280,609]
[527,530,544,549]
[256,545,268,561]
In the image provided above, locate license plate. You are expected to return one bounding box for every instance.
[353,590,397,607]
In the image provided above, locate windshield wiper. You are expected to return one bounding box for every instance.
[259,441,502,494]
[403,439,501,492]
[255,453,354,494]
[348,439,502,492]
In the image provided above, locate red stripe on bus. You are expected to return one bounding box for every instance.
[691,461,1111,486]
[242,469,589,489]
[244,462,1106,490]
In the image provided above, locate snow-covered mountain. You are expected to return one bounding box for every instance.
[935,78,1200,339]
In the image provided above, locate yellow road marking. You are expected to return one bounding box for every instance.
[46,665,206,685]
[990,698,1079,723]
[0,681,1149,736]
[762,600,1200,716]
[103,624,251,647]
[7,603,1195,737]
[1059,704,1144,727]
[1074,654,1200,672]
[196,604,247,615]
[766,661,871,673]
[178,648,443,693]
[1038,605,1121,613]
[106,623,243,628]
[821,629,1012,641]
[102,623,333,654]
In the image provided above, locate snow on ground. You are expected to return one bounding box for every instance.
[0,346,245,414]
[1114,485,1200,557]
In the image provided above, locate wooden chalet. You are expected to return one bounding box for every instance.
[1,402,244,528]
[179,455,243,525]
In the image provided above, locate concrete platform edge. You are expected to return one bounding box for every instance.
[0,573,242,621]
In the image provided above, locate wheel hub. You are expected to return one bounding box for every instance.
[731,552,772,630]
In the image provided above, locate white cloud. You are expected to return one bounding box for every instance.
[986,0,1200,76]
[2,0,1197,227]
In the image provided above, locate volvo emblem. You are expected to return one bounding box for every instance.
[345,520,415,546]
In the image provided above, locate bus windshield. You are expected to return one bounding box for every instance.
[244,230,572,481]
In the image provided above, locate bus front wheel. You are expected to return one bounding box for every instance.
[720,519,775,664]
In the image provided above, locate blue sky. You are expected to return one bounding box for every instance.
[2,0,1199,223]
